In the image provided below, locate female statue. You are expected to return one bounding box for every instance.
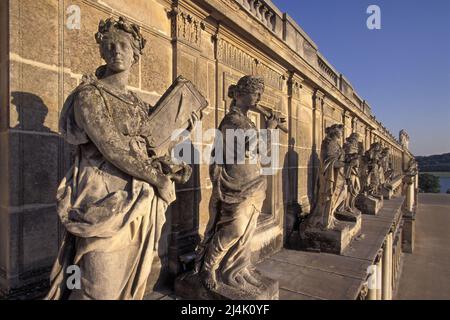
[306,124,347,230]
[344,133,361,214]
[195,76,281,293]
[46,17,193,300]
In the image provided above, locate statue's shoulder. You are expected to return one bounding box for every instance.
[73,74,103,96]
[67,74,107,109]
[220,108,251,130]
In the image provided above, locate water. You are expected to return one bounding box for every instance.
[439,177,450,193]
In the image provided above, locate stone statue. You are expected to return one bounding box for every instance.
[405,158,418,177]
[399,129,410,149]
[355,142,384,215]
[307,124,347,229]
[380,147,393,184]
[175,75,280,299]
[365,142,383,196]
[46,17,198,300]
[378,147,395,199]
[343,133,362,216]
[300,124,361,254]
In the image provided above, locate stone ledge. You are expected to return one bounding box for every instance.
[259,196,405,300]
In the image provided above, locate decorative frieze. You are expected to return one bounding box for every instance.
[171,8,205,48]
[217,38,256,75]
[318,56,338,86]
[217,38,285,90]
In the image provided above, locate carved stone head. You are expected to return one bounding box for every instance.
[325,124,344,140]
[95,16,146,75]
[344,133,360,154]
[370,142,382,153]
[229,75,265,107]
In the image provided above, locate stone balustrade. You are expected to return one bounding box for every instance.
[237,0,276,30]
[317,55,339,87]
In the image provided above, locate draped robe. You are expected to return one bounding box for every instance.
[45,76,175,300]
[195,106,267,287]
[308,137,347,230]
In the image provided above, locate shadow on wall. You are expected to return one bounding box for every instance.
[11,92,54,133]
[282,138,303,245]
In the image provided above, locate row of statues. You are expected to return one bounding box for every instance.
[46,16,400,300]
[300,125,396,254]
[46,16,282,300]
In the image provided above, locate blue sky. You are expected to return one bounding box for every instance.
[272,0,450,156]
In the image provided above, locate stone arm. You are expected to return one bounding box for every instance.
[74,87,171,189]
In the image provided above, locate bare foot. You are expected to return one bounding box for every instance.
[200,270,217,291]
[242,269,262,288]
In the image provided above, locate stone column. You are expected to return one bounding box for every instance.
[367,265,377,300]
[402,211,415,253]
[382,233,393,300]
[342,110,352,140]
[376,254,383,300]
[312,90,325,187]
[406,176,415,212]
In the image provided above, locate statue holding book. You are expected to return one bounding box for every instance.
[46,16,207,300]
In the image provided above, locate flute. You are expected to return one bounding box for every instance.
[253,104,288,133]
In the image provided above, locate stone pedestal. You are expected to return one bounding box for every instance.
[382,233,393,300]
[402,211,415,253]
[356,194,383,215]
[406,180,415,213]
[300,215,361,255]
[381,186,393,200]
[175,270,279,300]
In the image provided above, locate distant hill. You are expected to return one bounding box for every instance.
[416,153,450,172]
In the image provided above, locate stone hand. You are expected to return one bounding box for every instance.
[266,112,286,130]
[169,163,192,184]
[129,136,149,160]
[188,110,201,131]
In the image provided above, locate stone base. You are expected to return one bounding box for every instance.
[175,270,279,300]
[381,186,393,200]
[300,216,361,255]
[402,212,415,253]
[356,194,383,215]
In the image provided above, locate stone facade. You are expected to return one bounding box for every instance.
[0,0,415,298]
